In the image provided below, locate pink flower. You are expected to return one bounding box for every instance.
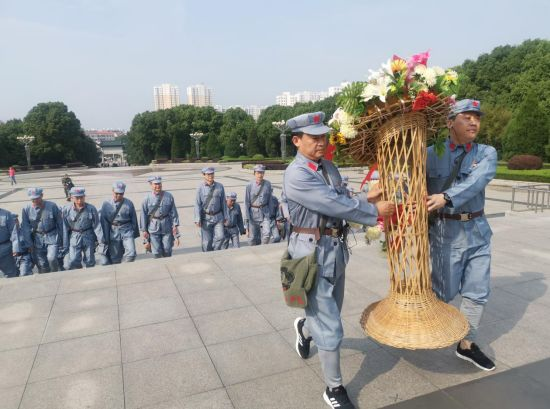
[406,50,430,82]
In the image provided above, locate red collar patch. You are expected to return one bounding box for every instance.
[450,142,472,152]
[307,161,318,171]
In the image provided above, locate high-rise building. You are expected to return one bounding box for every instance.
[275,82,350,106]
[153,84,180,111]
[187,84,213,107]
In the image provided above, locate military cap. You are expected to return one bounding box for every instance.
[448,99,484,118]
[286,111,331,136]
[226,192,237,200]
[253,164,266,173]
[27,187,43,199]
[147,175,162,184]
[112,181,126,193]
[70,187,86,197]
[202,167,215,174]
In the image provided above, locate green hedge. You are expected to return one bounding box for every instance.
[495,166,550,183]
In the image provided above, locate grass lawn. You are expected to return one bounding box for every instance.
[495,165,550,183]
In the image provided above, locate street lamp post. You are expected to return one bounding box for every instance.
[17,135,35,168]
[190,132,204,160]
[271,120,289,160]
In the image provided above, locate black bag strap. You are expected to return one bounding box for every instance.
[203,184,216,212]
[109,200,124,225]
[31,205,47,234]
[69,204,86,231]
[251,180,265,206]
[147,192,164,217]
[441,149,468,192]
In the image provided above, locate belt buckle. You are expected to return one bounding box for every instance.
[459,213,471,222]
[329,227,339,237]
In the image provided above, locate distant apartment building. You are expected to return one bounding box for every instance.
[153,83,180,111]
[187,84,213,107]
[276,82,351,106]
[214,104,265,120]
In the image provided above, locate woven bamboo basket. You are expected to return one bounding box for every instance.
[353,101,469,349]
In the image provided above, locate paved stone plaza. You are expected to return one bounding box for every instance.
[0,164,549,409]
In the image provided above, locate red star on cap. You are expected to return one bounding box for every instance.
[313,114,320,124]
[473,101,479,107]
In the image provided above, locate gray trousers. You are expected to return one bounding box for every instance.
[0,254,18,278]
[201,220,225,252]
[305,269,346,388]
[248,218,271,246]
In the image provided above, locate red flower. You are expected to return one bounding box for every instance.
[412,91,439,111]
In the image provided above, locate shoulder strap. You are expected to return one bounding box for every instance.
[203,184,216,211]
[251,181,265,205]
[318,164,332,240]
[31,205,47,233]
[147,192,164,217]
[69,204,86,230]
[441,150,467,192]
[109,200,125,224]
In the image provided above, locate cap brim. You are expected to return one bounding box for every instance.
[29,195,41,199]
[113,190,125,193]
[297,124,331,136]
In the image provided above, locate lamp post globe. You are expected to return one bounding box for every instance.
[271,120,288,160]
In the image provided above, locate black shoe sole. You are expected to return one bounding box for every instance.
[455,350,496,371]
[294,317,308,359]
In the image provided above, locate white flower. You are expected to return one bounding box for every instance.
[414,64,427,75]
[340,124,357,139]
[367,68,384,82]
[329,108,354,127]
[328,107,344,126]
[433,66,445,76]
[423,67,437,86]
[362,76,391,103]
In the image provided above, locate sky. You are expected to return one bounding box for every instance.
[1,0,549,130]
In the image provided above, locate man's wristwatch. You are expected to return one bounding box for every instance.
[443,193,452,206]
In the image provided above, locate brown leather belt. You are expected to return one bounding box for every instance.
[292,226,341,240]
[439,210,484,221]
[250,205,266,208]
[204,210,221,216]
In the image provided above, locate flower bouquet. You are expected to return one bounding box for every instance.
[329,51,459,164]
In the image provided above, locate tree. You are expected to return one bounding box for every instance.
[23,102,99,165]
[205,133,222,158]
[502,92,550,160]
[171,133,184,160]
[246,127,262,156]
[0,119,26,167]
[477,104,513,157]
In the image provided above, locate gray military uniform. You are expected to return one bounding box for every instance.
[284,152,378,388]
[0,209,22,278]
[194,182,229,252]
[244,179,273,245]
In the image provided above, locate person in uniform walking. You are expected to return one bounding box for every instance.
[244,164,273,245]
[0,208,22,278]
[98,181,139,265]
[268,188,281,243]
[427,99,497,371]
[62,187,103,270]
[140,176,180,258]
[61,174,74,201]
[21,187,63,273]
[222,192,245,249]
[14,215,34,276]
[194,167,228,252]
[284,111,395,409]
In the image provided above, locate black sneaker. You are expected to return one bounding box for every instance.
[456,342,496,371]
[323,385,355,409]
[294,317,312,359]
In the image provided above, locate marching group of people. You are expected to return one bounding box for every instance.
[1,100,497,409]
[0,164,290,278]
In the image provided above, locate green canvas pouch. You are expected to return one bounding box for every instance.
[280,249,318,308]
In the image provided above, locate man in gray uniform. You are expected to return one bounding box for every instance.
[62,187,103,270]
[244,164,272,245]
[194,167,229,252]
[0,208,22,278]
[99,181,139,264]
[21,187,63,273]
[268,188,281,243]
[222,192,246,249]
[427,99,497,371]
[140,176,180,258]
[284,111,395,409]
